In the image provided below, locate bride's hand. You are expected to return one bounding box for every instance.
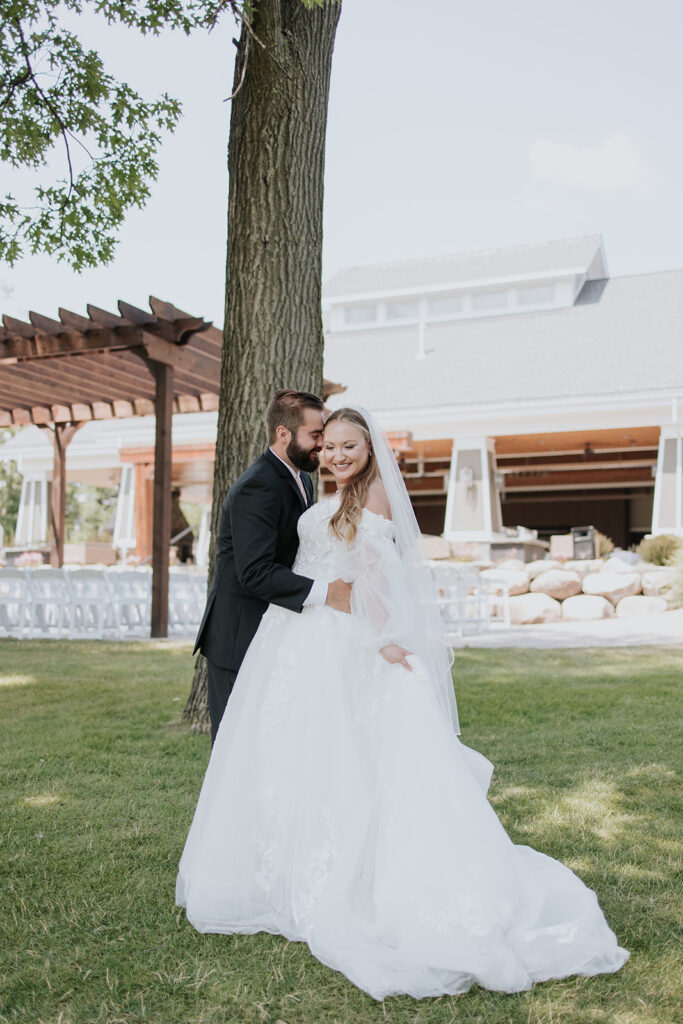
[380,644,413,670]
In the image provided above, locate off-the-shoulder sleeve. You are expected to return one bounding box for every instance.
[331,518,413,650]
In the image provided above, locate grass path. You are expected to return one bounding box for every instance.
[1,640,681,1024]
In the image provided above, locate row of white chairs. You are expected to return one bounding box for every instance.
[429,563,511,636]
[0,567,208,640]
[1,563,507,641]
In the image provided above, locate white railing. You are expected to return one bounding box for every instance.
[0,566,208,639]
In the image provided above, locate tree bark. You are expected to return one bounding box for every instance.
[183,0,341,730]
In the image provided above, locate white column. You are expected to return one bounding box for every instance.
[652,427,683,536]
[15,474,48,546]
[113,463,136,558]
[443,437,502,541]
[195,504,212,568]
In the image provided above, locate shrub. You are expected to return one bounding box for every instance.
[636,534,683,566]
[595,530,614,556]
[666,548,683,608]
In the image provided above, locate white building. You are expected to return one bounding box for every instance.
[323,235,683,550]
[2,235,682,557]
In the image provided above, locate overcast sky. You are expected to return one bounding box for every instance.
[2,0,681,327]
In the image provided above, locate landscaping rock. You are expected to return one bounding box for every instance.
[641,568,676,597]
[526,559,562,579]
[509,593,562,624]
[494,558,527,572]
[480,568,530,595]
[422,535,452,560]
[562,595,614,620]
[563,558,604,577]
[582,572,642,605]
[616,595,668,617]
[530,569,582,601]
[604,555,641,574]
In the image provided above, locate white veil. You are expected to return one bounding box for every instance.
[340,404,460,735]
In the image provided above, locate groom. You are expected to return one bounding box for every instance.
[195,389,352,742]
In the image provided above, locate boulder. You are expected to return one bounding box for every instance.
[562,595,615,621]
[564,558,604,577]
[480,568,530,596]
[509,593,562,624]
[616,595,668,617]
[603,555,642,574]
[530,569,582,601]
[422,535,452,560]
[550,533,573,561]
[641,568,677,597]
[526,559,562,579]
[494,558,527,572]
[582,572,642,605]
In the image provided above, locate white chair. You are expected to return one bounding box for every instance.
[106,569,151,637]
[0,568,32,637]
[27,567,71,638]
[190,572,208,609]
[480,574,511,627]
[66,568,115,639]
[430,563,491,637]
[168,572,202,635]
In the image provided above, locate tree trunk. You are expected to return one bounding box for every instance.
[183,0,341,731]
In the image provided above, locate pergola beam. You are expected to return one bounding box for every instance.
[150,361,174,638]
[37,422,84,567]
[140,331,221,381]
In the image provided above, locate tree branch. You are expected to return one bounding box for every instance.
[13,18,78,204]
[0,69,31,111]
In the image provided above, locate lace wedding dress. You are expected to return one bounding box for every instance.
[176,498,628,1000]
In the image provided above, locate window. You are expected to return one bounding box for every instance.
[517,284,555,306]
[427,295,463,319]
[386,300,419,320]
[343,305,377,325]
[471,290,508,311]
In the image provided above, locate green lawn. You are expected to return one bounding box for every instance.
[1,640,681,1024]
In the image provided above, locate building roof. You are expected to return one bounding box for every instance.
[323,269,683,413]
[323,235,606,299]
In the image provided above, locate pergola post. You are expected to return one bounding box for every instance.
[37,422,82,567]
[150,361,174,637]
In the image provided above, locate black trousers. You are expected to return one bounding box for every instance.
[206,659,238,745]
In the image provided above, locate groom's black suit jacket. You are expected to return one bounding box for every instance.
[194,449,315,672]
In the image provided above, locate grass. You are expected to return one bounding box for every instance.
[0,640,681,1024]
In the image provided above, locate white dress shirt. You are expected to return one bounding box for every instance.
[268,448,327,607]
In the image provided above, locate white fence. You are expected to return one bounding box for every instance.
[0,567,208,640]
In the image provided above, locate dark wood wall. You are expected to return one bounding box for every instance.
[502,494,651,549]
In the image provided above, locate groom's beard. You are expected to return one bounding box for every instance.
[287,438,321,473]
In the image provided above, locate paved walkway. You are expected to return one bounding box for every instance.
[448,608,683,649]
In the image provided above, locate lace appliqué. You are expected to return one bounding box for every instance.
[292,805,340,929]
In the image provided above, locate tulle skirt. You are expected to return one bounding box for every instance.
[176,603,629,999]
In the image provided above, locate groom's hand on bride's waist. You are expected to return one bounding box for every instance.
[325,578,352,614]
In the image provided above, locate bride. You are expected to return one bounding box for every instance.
[176,406,629,1000]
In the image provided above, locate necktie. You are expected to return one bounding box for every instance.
[294,473,308,506]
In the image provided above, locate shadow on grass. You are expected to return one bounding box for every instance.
[0,640,680,1024]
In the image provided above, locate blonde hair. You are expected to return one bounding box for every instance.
[326,408,378,545]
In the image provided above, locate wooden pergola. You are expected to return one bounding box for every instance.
[0,297,221,636]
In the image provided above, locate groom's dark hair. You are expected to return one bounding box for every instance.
[265,389,324,444]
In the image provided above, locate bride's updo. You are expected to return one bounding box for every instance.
[326,408,378,545]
